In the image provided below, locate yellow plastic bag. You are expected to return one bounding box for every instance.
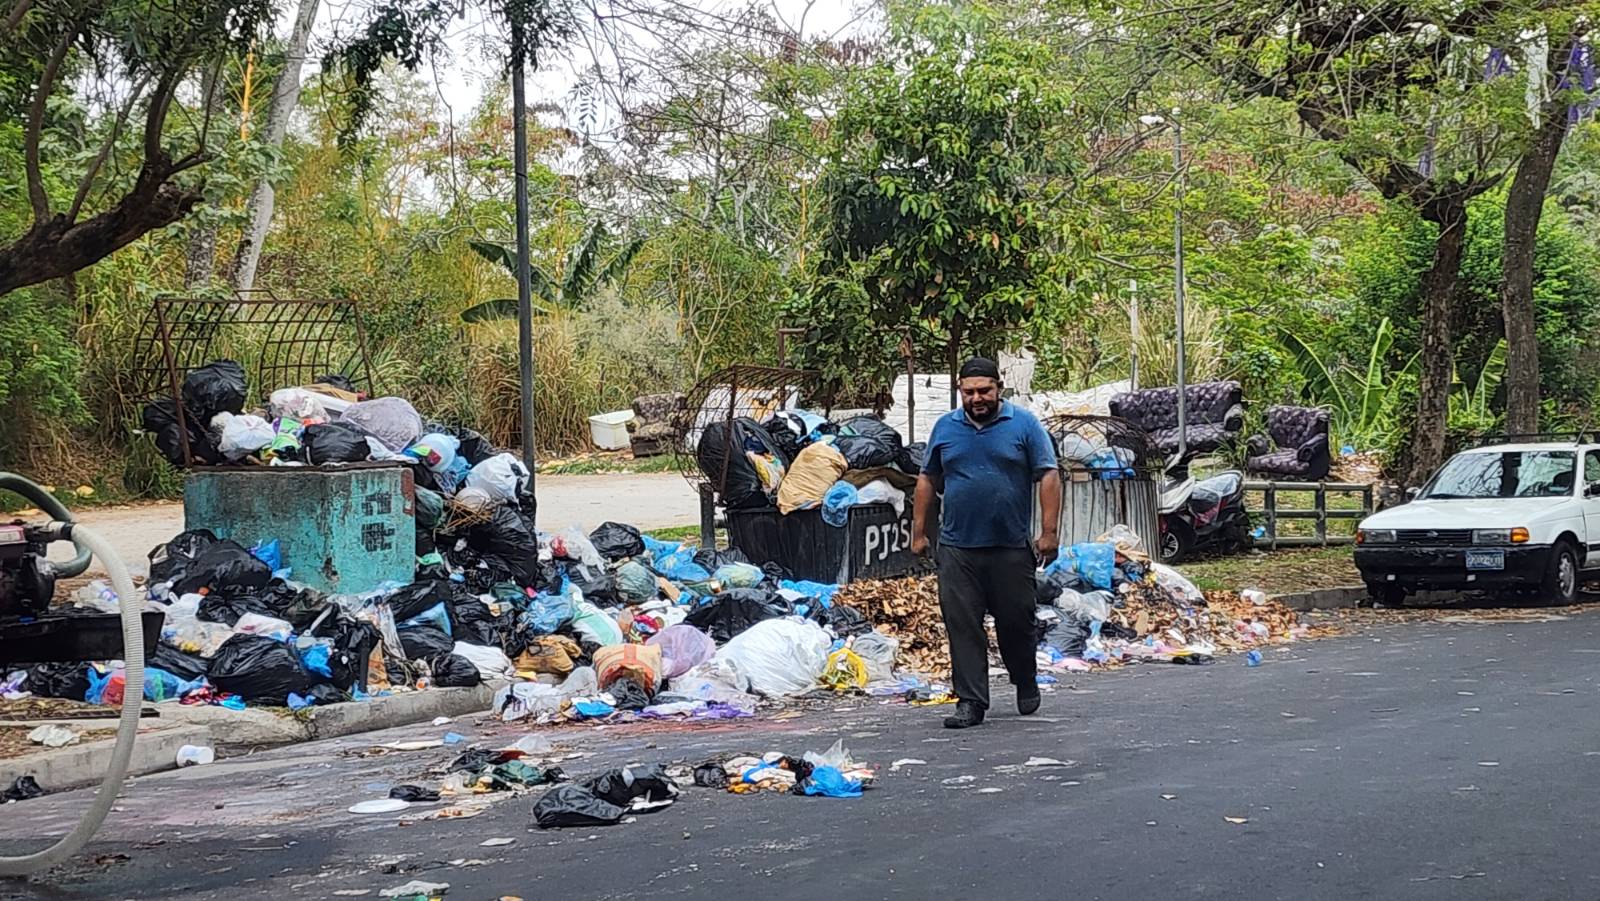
[822,648,868,692]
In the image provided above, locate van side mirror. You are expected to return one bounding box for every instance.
[1405,487,1421,501]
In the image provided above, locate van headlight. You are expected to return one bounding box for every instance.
[1357,529,1395,545]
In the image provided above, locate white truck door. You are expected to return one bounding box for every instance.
[1582,449,1600,567]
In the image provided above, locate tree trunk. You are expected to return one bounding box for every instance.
[1407,198,1469,487]
[228,0,318,292]
[183,68,227,288]
[1499,93,1571,436]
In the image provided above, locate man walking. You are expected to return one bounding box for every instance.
[911,357,1061,729]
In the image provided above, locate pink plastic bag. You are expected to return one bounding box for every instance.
[647,624,717,679]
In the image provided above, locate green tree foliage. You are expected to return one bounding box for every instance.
[788,7,1078,397]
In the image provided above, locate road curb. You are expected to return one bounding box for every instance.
[154,682,503,751]
[0,723,214,793]
[1272,586,1367,611]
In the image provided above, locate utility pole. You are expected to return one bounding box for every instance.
[512,20,537,518]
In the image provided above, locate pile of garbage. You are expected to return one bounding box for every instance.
[698,409,922,523]
[837,527,1317,678]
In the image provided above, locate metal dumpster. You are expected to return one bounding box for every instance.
[1042,414,1160,548]
[184,463,415,594]
[726,499,938,584]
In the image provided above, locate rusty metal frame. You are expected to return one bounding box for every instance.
[131,289,377,466]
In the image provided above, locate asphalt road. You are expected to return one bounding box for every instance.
[5,606,1600,900]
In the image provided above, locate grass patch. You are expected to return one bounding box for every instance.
[1181,544,1361,595]
[540,453,684,476]
[644,524,727,548]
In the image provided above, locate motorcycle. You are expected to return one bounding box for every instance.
[1157,462,1251,563]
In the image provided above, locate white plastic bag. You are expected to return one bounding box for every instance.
[711,618,830,697]
[233,613,294,639]
[495,681,562,722]
[851,632,899,683]
[855,479,906,515]
[556,526,603,570]
[1056,588,1111,623]
[339,397,424,452]
[1151,563,1205,604]
[214,413,276,460]
[464,453,529,504]
[270,387,332,421]
[450,641,516,681]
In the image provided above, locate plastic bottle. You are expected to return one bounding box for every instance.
[73,581,120,614]
[1245,650,1262,667]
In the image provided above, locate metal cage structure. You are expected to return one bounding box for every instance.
[130,290,376,466]
[673,365,827,503]
[1041,413,1162,549]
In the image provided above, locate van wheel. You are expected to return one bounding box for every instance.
[1541,541,1580,605]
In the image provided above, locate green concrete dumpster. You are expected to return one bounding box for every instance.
[183,464,416,594]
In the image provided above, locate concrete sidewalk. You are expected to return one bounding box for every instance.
[50,472,699,578]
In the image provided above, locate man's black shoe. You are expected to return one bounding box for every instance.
[943,700,986,729]
[1017,686,1041,716]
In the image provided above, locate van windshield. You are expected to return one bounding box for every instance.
[1423,451,1576,499]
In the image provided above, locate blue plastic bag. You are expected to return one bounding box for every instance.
[524,583,576,635]
[1045,542,1116,590]
[400,601,453,637]
[572,698,615,718]
[822,481,858,527]
[649,542,711,582]
[286,692,315,711]
[780,580,839,608]
[250,538,284,573]
[141,667,206,703]
[801,765,862,798]
[299,642,333,679]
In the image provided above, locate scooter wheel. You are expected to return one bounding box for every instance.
[1160,519,1195,564]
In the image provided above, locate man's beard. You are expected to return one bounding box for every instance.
[964,401,999,423]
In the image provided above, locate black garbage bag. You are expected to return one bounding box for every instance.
[24,662,89,700]
[258,582,330,629]
[389,784,441,803]
[608,678,651,711]
[566,564,619,606]
[695,417,787,510]
[385,579,456,622]
[1042,620,1090,657]
[897,442,927,475]
[170,540,272,596]
[148,529,218,584]
[685,589,792,643]
[148,642,210,681]
[314,373,358,393]
[588,522,645,561]
[465,506,540,587]
[810,602,871,637]
[532,784,628,828]
[2,776,44,804]
[397,624,454,661]
[182,360,247,422]
[302,421,371,465]
[208,634,314,704]
[843,415,904,458]
[142,397,224,466]
[1035,569,1088,606]
[432,654,482,688]
[692,546,750,572]
[196,592,277,627]
[304,682,350,705]
[309,614,380,691]
[584,764,680,807]
[693,763,728,788]
[834,433,897,470]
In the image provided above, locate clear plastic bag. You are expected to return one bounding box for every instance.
[554,526,603,570]
[851,632,899,682]
[1056,588,1111,623]
[1151,563,1205,604]
[216,413,276,460]
[646,624,717,678]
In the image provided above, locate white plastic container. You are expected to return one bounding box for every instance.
[587,410,636,450]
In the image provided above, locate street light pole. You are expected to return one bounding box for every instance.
[511,21,537,519]
[1171,110,1187,465]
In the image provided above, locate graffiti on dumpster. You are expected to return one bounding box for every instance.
[361,521,396,552]
[850,506,933,581]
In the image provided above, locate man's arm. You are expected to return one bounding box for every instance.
[911,473,938,556]
[1036,468,1062,563]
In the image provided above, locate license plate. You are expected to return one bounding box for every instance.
[1466,549,1505,571]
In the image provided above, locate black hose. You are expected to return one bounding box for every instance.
[0,471,91,578]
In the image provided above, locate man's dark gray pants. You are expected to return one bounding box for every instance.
[936,545,1037,709]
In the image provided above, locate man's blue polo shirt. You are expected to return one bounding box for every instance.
[922,401,1058,549]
